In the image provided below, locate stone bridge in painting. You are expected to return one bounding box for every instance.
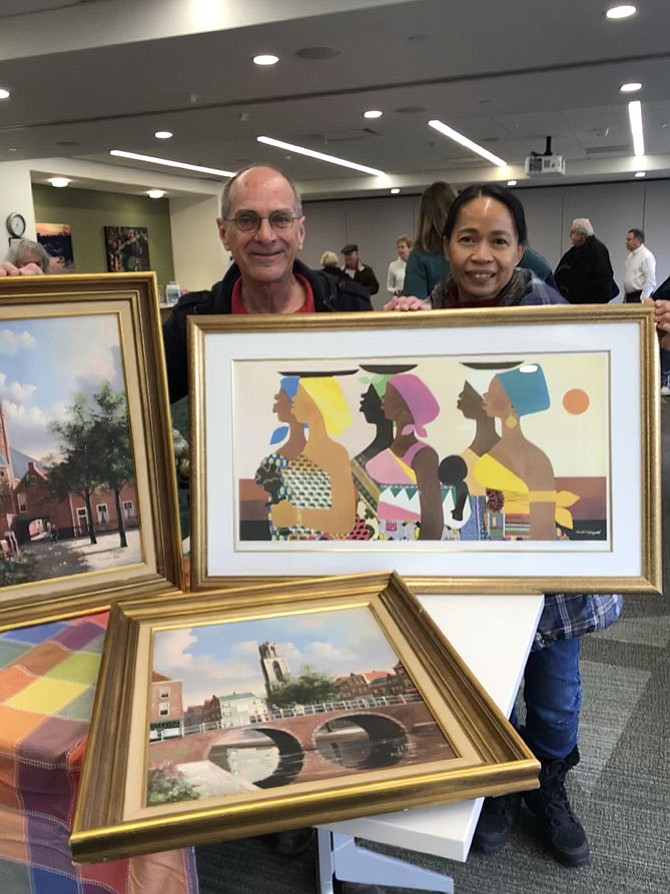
[149,698,452,787]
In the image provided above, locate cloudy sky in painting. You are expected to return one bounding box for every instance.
[0,314,124,461]
[152,607,400,708]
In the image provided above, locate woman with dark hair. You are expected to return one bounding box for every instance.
[382,183,622,870]
[402,180,458,299]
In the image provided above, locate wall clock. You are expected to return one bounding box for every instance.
[6,212,26,238]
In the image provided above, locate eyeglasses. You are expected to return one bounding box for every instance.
[224,210,301,232]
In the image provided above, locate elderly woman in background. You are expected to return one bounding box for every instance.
[1,238,50,275]
[382,182,623,870]
[402,180,458,300]
[3,238,51,273]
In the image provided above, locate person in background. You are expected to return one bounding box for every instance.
[384,183,623,868]
[553,218,616,303]
[341,243,379,296]
[386,234,412,296]
[1,238,50,275]
[623,227,656,302]
[403,180,458,299]
[320,250,342,277]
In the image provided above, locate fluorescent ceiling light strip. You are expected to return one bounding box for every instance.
[257,136,385,176]
[428,119,507,167]
[110,149,234,177]
[627,101,645,157]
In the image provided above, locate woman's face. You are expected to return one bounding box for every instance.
[272,387,293,423]
[456,380,484,419]
[381,383,408,421]
[359,384,382,423]
[482,376,512,419]
[443,196,524,303]
[290,384,319,424]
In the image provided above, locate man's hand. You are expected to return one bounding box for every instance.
[382,295,431,312]
[0,261,45,276]
[645,297,670,348]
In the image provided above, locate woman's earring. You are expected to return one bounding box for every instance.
[505,413,518,429]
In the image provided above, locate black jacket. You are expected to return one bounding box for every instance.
[163,259,373,403]
[554,235,616,304]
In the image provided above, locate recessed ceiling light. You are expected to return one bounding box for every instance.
[48,177,70,188]
[110,150,235,177]
[8,147,17,152]
[628,100,645,156]
[154,130,173,139]
[147,189,166,199]
[428,119,507,167]
[0,88,10,100]
[634,170,646,177]
[364,110,383,119]
[390,188,400,194]
[507,180,518,186]
[605,5,637,20]
[253,54,279,66]
[620,82,642,93]
[257,136,385,176]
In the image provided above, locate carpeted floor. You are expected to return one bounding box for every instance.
[195,400,670,894]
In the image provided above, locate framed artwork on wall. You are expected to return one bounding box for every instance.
[187,305,661,594]
[104,226,151,272]
[0,273,183,631]
[36,222,76,273]
[70,572,539,862]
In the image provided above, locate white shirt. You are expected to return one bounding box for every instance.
[623,244,656,299]
[386,257,406,295]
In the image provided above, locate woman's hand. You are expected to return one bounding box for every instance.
[0,261,45,276]
[382,295,432,312]
[270,500,297,528]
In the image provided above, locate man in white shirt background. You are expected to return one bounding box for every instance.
[623,228,656,302]
[386,234,413,297]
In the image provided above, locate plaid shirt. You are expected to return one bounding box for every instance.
[534,593,623,650]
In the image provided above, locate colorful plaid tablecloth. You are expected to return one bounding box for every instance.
[0,612,199,894]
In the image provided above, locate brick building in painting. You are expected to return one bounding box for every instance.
[0,405,137,544]
[150,672,184,740]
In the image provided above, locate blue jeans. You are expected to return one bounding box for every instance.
[661,348,670,378]
[511,637,582,761]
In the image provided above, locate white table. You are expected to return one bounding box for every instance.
[317,593,545,893]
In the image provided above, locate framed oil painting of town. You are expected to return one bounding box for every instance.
[70,572,539,862]
[0,273,183,631]
[188,304,660,594]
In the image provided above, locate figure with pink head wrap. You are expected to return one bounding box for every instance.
[365,373,443,540]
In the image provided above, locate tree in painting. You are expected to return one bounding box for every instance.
[48,381,134,548]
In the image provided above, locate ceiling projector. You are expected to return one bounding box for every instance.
[524,136,566,176]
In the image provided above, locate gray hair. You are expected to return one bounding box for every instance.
[5,238,51,271]
[571,218,594,237]
[220,164,303,219]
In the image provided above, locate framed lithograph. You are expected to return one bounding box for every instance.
[0,274,183,630]
[70,572,539,862]
[188,305,661,594]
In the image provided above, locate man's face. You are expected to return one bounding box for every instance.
[217,167,305,285]
[626,231,641,252]
[343,250,359,270]
[570,228,587,247]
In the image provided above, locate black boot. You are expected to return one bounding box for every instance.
[523,746,589,867]
[471,792,522,854]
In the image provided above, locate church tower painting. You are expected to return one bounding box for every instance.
[259,641,291,695]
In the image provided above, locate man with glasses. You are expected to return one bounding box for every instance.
[163,164,372,403]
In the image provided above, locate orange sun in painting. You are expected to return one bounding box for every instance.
[563,388,590,414]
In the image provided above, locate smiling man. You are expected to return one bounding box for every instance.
[163,164,372,403]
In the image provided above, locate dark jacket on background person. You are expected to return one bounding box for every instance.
[554,235,616,304]
[343,263,379,296]
[163,258,373,403]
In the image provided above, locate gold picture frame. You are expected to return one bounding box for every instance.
[70,572,539,863]
[0,274,183,630]
[188,305,661,594]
